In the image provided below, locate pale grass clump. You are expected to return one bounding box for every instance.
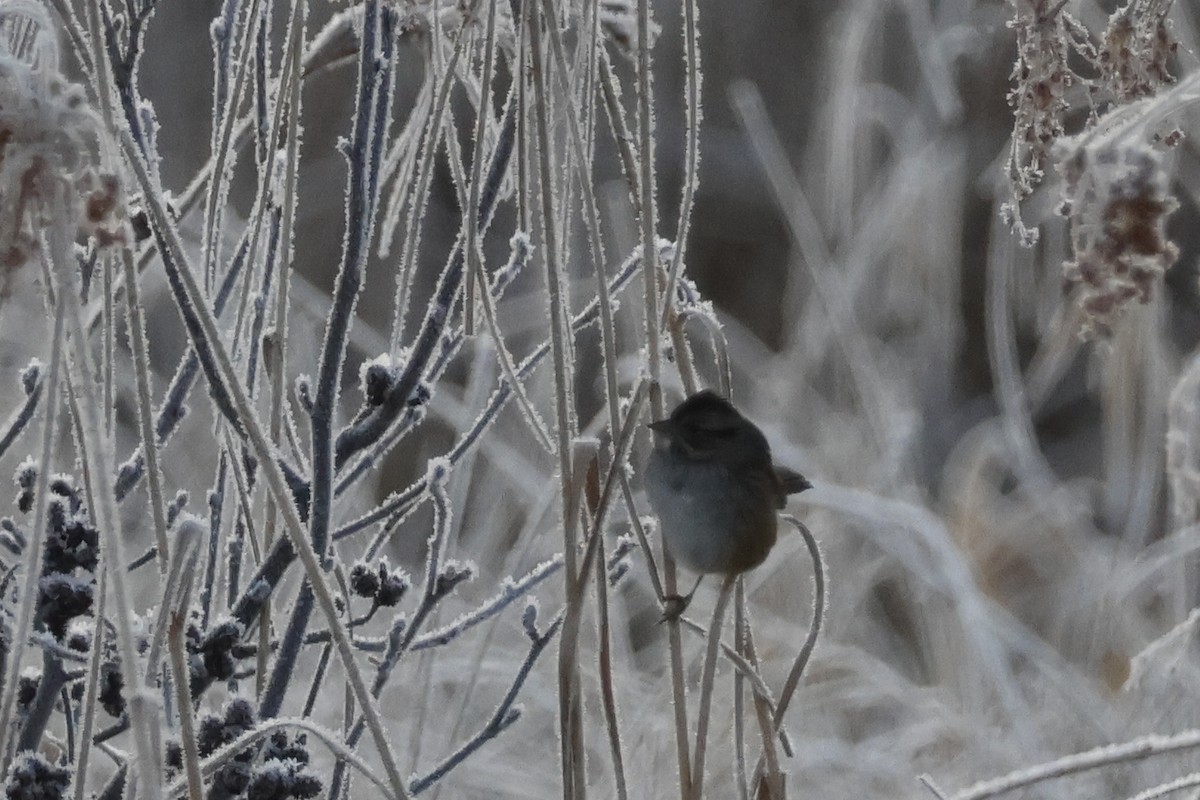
[710,0,1200,797]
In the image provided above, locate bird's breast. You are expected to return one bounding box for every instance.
[646,449,775,574]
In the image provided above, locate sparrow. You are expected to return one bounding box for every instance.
[645,391,811,581]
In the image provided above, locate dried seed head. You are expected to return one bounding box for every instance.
[0,3,126,285]
[1099,1,1177,103]
[1058,141,1179,337]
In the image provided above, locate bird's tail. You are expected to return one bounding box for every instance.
[774,465,813,495]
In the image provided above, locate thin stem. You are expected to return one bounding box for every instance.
[120,246,171,571]
[120,124,409,800]
[597,47,641,215]
[944,729,1200,800]
[527,4,583,796]
[222,429,263,566]
[462,0,553,451]
[262,0,394,729]
[0,361,43,461]
[690,574,735,799]
[326,464,457,799]
[741,604,785,798]
[636,0,660,389]
[70,546,108,800]
[1124,772,1200,800]
[343,242,650,550]
[169,608,202,800]
[749,515,826,791]
[633,0,688,794]
[208,452,233,629]
[333,89,519,470]
[732,582,749,800]
[595,532,629,800]
[388,16,469,348]
[165,523,203,800]
[771,517,826,727]
[462,0,496,337]
[112,231,254,502]
[538,0,622,455]
[260,0,308,710]
[558,382,648,800]
[408,612,565,796]
[102,254,114,435]
[919,775,952,800]
[0,288,61,768]
[659,0,702,333]
[17,652,67,755]
[201,0,263,292]
[51,190,162,799]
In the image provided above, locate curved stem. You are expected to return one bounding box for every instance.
[772,516,826,728]
[749,515,826,793]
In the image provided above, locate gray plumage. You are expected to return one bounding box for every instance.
[645,391,811,575]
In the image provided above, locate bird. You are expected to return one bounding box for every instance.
[645,391,811,590]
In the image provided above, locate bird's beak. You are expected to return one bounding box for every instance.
[648,419,674,445]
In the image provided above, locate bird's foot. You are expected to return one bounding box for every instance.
[659,576,703,623]
[659,593,692,623]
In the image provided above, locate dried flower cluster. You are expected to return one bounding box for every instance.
[0,3,122,282]
[1098,0,1177,103]
[165,699,321,800]
[1003,0,1092,244]
[12,468,99,640]
[2,752,68,799]
[1004,0,1182,335]
[1058,141,1179,337]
